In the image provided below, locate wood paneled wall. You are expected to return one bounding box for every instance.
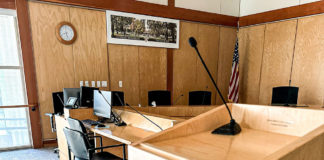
[238,14,324,106]
[108,45,167,106]
[172,22,236,105]
[29,2,109,140]
[291,14,324,105]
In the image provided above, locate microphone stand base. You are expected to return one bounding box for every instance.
[114,121,127,126]
[211,119,241,135]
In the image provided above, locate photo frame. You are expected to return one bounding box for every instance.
[106,10,180,49]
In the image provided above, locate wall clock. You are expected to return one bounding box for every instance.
[56,22,77,45]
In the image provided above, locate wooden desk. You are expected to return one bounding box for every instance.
[56,107,183,160]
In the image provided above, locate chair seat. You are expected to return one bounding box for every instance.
[92,152,122,160]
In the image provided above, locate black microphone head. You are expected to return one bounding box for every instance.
[188,37,197,48]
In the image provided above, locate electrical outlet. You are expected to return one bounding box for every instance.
[85,81,89,87]
[91,81,95,87]
[102,81,107,87]
[80,81,84,87]
[97,81,101,87]
[119,81,122,88]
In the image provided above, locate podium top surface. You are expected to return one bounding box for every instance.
[143,128,298,160]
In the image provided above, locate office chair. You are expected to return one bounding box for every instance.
[189,91,212,106]
[148,90,171,106]
[67,117,102,148]
[63,127,125,160]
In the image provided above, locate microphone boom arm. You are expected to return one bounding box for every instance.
[192,46,233,120]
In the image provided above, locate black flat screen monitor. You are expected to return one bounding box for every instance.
[52,92,64,114]
[93,90,112,119]
[271,86,299,106]
[80,86,99,107]
[63,88,80,106]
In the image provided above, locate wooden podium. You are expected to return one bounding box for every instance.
[129,104,324,160]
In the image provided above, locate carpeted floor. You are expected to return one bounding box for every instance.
[0,147,59,160]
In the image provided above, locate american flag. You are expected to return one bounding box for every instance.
[228,39,239,103]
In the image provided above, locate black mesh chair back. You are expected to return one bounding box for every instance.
[63,127,91,160]
[189,91,212,105]
[67,117,87,133]
[148,90,171,106]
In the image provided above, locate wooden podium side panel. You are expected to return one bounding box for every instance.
[280,132,324,160]
[136,105,230,144]
[233,104,324,137]
[264,125,324,160]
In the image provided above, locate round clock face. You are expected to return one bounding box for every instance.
[60,25,74,41]
[56,22,77,45]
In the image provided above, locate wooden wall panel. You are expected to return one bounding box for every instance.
[138,47,167,106]
[70,8,109,86]
[216,27,237,105]
[291,14,324,105]
[108,44,140,105]
[238,25,265,104]
[196,24,220,105]
[258,20,297,105]
[29,2,76,139]
[173,21,199,105]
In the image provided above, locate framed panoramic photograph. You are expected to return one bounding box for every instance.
[106,10,180,49]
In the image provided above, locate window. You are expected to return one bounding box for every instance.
[0,8,31,149]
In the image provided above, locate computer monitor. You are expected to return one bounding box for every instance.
[271,86,299,106]
[63,88,80,106]
[52,92,64,115]
[80,86,99,107]
[93,90,112,119]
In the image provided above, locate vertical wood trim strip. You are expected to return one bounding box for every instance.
[15,0,43,148]
[168,0,175,7]
[167,48,174,104]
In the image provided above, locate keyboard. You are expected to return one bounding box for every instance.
[82,119,100,126]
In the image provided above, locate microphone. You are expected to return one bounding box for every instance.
[114,93,163,131]
[188,37,241,135]
[173,94,184,105]
[98,90,126,126]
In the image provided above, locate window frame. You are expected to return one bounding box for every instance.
[0,8,28,106]
[0,8,32,150]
